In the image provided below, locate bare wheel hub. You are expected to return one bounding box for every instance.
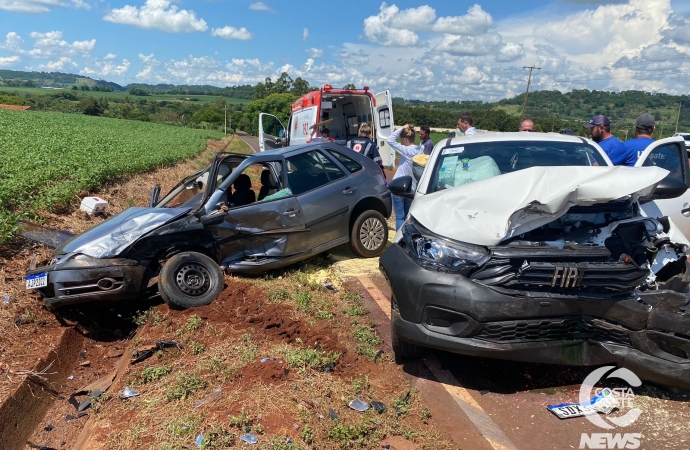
[360,217,385,251]
[175,262,212,296]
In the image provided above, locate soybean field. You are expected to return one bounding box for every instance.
[0,109,222,242]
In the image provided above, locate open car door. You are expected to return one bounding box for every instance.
[374,89,395,169]
[258,113,286,152]
[635,136,690,240]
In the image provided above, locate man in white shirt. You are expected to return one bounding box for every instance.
[457,112,476,136]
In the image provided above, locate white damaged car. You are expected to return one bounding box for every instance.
[381,133,690,389]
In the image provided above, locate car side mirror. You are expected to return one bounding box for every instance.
[388,176,414,199]
[640,176,688,203]
[149,184,160,207]
[200,212,225,226]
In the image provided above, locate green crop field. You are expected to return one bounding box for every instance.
[0,109,224,242]
[0,87,251,105]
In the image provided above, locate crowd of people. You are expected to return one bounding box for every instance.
[305,110,661,230]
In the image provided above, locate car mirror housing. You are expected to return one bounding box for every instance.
[200,212,225,226]
[640,176,688,203]
[388,176,414,199]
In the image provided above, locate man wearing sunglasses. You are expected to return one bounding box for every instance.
[583,114,625,164]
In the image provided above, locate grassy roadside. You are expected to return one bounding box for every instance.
[85,257,454,450]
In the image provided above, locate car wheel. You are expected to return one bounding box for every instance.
[159,252,224,309]
[391,317,423,360]
[349,210,388,257]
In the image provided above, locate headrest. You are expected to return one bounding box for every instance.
[234,173,251,190]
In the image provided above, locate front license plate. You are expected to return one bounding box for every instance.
[26,273,48,289]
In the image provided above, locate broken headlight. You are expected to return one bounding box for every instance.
[401,218,490,273]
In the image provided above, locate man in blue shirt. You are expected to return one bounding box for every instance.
[618,114,656,166]
[582,114,626,163]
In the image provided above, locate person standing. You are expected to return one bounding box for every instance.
[616,114,655,166]
[582,114,625,163]
[347,123,383,170]
[387,124,422,230]
[419,125,433,154]
[458,112,476,136]
[519,119,535,132]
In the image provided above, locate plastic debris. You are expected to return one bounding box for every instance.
[121,387,140,399]
[239,433,258,444]
[195,434,203,447]
[286,437,292,445]
[44,424,54,432]
[193,386,222,408]
[26,442,57,450]
[480,390,489,395]
[329,408,338,420]
[66,412,87,422]
[373,350,383,363]
[371,401,386,414]
[293,424,299,430]
[3,295,10,304]
[131,340,182,364]
[320,279,338,292]
[322,363,335,373]
[67,375,74,380]
[348,399,369,412]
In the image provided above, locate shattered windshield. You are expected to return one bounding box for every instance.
[428,140,607,193]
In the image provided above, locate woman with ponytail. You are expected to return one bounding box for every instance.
[386,124,423,230]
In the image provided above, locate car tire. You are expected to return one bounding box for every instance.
[159,252,224,309]
[349,210,388,257]
[391,317,423,360]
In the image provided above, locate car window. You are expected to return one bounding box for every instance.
[286,150,345,195]
[429,141,607,193]
[327,150,363,173]
[639,143,684,183]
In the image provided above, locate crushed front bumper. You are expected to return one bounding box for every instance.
[26,257,147,308]
[380,243,690,390]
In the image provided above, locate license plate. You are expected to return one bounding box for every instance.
[26,273,48,289]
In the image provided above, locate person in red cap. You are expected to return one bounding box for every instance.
[583,114,626,165]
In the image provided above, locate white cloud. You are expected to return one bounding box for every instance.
[338,50,370,65]
[138,53,158,64]
[249,2,275,13]
[72,0,90,10]
[43,56,77,70]
[104,52,116,60]
[302,28,309,41]
[11,31,97,58]
[431,4,493,35]
[0,0,68,13]
[363,3,432,46]
[1,32,24,51]
[305,48,323,58]
[81,58,130,77]
[103,0,208,33]
[0,55,19,66]
[211,26,252,40]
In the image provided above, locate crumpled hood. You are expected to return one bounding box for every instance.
[410,166,669,246]
[57,207,191,258]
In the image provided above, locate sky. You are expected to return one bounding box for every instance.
[1,0,690,101]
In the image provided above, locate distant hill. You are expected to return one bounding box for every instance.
[0,69,124,90]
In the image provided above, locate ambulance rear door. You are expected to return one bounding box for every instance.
[288,106,318,146]
[374,89,395,168]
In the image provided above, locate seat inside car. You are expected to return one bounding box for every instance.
[231,174,256,207]
[258,169,278,201]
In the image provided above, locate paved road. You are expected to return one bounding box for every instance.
[339,252,690,450]
[239,134,260,153]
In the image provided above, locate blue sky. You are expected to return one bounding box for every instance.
[1,0,690,100]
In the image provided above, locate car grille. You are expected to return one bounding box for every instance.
[471,256,649,294]
[475,317,632,346]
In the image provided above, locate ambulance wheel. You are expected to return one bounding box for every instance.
[349,210,388,257]
[159,252,224,309]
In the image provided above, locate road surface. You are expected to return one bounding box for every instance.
[240,134,260,153]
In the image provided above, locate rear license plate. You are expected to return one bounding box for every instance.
[26,273,48,289]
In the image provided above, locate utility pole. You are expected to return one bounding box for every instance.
[623,128,629,140]
[520,65,541,122]
[224,105,227,135]
[659,122,664,139]
[675,102,682,134]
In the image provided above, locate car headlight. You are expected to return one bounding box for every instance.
[401,218,489,273]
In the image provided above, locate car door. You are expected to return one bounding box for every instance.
[258,113,286,152]
[284,148,354,250]
[203,158,309,265]
[635,136,690,239]
[374,89,395,169]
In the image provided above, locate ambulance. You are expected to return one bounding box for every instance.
[258,84,396,168]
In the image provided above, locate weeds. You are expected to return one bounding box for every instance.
[352,376,370,394]
[295,290,313,312]
[199,426,234,449]
[165,413,203,437]
[280,346,340,373]
[186,315,203,331]
[392,390,415,417]
[133,308,163,326]
[268,288,290,303]
[130,364,172,385]
[328,420,373,448]
[421,407,432,424]
[228,408,254,432]
[301,424,314,444]
[353,324,382,358]
[315,310,334,320]
[342,293,367,317]
[190,341,205,355]
[166,372,207,401]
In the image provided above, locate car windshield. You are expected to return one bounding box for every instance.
[427,140,607,193]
